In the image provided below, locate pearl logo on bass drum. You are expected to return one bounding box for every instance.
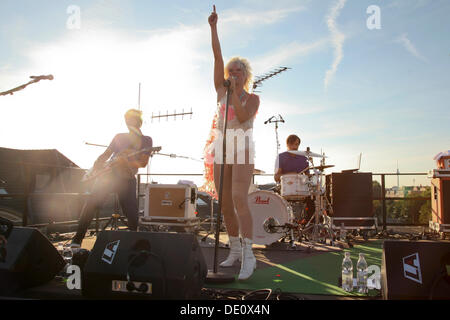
[255,196,270,205]
[102,240,120,265]
[403,253,422,284]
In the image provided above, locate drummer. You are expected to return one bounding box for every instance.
[274,134,309,183]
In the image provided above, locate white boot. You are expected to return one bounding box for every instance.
[238,238,256,280]
[219,236,242,267]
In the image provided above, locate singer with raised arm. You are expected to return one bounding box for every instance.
[203,5,260,281]
[70,109,153,248]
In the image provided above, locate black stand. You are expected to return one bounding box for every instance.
[264,115,284,156]
[103,194,128,231]
[205,86,235,284]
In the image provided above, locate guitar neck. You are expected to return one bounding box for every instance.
[124,146,161,160]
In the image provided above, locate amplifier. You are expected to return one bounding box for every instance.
[143,184,197,220]
[326,172,374,227]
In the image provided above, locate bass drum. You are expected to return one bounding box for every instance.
[248,190,293,245]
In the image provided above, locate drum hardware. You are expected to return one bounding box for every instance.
[300,157,335,246]
[248,190,297,247]
[308,165,335,171]
[263,217,280,234]
[248,147,336,249]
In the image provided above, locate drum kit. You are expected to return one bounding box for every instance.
[248,149,336,248]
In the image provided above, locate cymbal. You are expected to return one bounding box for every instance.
[299,164,335,174]
[253,168,266,174]
[310,165,335,171]
[287,150,327,158]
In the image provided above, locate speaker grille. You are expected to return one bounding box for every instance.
[327,172,373,218]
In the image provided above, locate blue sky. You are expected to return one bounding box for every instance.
[1,0,449,187]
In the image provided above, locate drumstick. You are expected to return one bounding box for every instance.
[299,167,311,175]
[213,5,216,13]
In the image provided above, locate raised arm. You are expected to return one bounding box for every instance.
[208,5,226,100]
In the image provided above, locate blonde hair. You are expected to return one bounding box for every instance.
[124,109,143,128]
[224,57,253,92]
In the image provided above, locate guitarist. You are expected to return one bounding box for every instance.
[70,109,153,248]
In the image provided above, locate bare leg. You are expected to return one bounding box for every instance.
[231,164,254,239]
[214,163,239,237]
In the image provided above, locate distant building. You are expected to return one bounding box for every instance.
[386,185,430,198]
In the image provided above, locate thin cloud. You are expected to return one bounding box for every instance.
[256,98,326,117]
[252,39,328,74]
[324,0,347,90]
[396,33,428,62]
[221,6,305,26]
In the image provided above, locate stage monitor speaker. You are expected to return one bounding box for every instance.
[82,231,207,299]
[0,227,65,295]
[381,240,450,300]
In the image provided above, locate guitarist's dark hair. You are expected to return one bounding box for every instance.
[125,109,143,128]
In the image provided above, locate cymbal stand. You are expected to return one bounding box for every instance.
[301,159,335,246]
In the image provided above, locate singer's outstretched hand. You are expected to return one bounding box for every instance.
[208,5,218,26]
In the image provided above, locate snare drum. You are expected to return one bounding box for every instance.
[280,174,310,200]
[248,190,293,245]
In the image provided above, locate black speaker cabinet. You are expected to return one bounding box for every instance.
[382,240,450,300]
[0,227,65,295]
[82,231,207,299]
[326,172,373,226]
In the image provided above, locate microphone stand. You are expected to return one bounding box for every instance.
[265,115,284,156]
[206,84,235,283]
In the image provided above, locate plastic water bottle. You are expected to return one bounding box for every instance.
[356,253,368,294]
[341,252,353,292]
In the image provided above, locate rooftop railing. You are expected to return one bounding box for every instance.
[0,166,433,232]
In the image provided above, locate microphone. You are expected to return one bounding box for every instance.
[223,76,237,88]
[278,114,285,123]
[30,75,54,81]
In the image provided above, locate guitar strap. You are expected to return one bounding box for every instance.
[127,126,144,151]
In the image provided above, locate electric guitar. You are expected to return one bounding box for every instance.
[82,146,161,182]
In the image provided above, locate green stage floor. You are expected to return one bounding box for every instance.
[205,239,383,298]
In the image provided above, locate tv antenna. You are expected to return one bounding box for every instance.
[252,67,291,93]
[151,108,193,122]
